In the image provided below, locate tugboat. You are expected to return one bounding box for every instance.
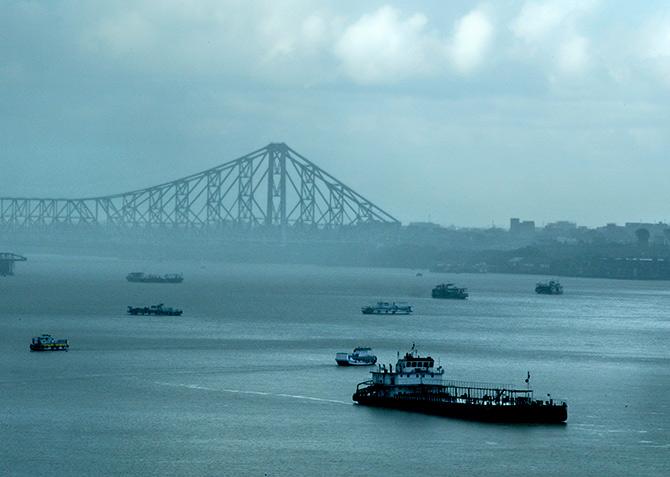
[127,304,183,316]
[535,280,563,295]
[336,347,378,366]
[361,302,413,315]
[30,334,69,352]
[353,346,567,423]
[432,283,468,299]
[126,272,184,283]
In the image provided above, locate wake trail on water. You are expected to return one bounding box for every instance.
[154,381,350,405]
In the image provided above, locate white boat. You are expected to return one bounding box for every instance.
[361,302,413,315]
[335,347,378,366]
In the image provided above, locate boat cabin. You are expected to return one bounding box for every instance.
[371,349,444,386]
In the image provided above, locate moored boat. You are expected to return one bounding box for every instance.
[126,272,183,283]
[30,334,69,352]
[432,283,468,299]
[535,280,563,295]
[353,346,567,423]
[336,347,378,366]
[127,303,183,316]
[361,302,413,315]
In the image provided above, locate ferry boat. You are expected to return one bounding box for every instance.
[353,346,567,423]
[30,334,69,352]
[336,347,378,366]
[361,302,413,315]
[127,303,183,316]
[535,280,563,295]
[126,272,183,283]
[432,283,468,299]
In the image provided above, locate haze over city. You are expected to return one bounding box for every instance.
[2,0,670,227]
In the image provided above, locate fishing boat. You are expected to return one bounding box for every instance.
[535,280,563,295]
[127,304,183,316]
[432,283,468,299]
[126,272,183,283]
[353,346,567,423]
[361,302,413,315]
[30,334,69,352]
[336,347,378,366]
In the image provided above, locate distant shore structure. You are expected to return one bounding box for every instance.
[0,252,27,276]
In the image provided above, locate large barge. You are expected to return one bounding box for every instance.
[353,347,567,423]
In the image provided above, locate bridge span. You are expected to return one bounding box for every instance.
[0,143,399,232]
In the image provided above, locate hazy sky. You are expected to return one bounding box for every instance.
[1,0,669,227]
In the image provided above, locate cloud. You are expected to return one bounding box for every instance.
[511,1,565,44]
[447,8,494,74]
[95,10,158,57]
[557,34,590,74]
[510,0,597,76]
[334,6,438,84]
[640,15,670,84]
[511,0,598,43]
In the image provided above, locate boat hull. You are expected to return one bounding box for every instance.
[353,394,567,424]
[30,344,68,352]
[336,358,377,366]
[535,288,563,295]
[431,293,468,299]
[361,309,412,315]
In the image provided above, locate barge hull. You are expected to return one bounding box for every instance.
[353,395,567,424]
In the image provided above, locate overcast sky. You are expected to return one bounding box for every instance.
[1,0,669,227]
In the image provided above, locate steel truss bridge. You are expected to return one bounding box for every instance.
[0,143,399,232]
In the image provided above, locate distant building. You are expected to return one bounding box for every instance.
[510,217,535,235]
[625,222,670,244]
[544,221,577,232]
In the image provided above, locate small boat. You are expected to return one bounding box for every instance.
[535,280,563,295]
[353,345,567,423]
[126,272,183,283]
[127,303,183,316]
[361,302,413,315]
[336,347,378,366]
[432,283,468,299]
[30,334,69,352]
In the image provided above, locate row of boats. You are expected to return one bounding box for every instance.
[430,280,564,300]
[336,345,567,423]
[125,271,563,297]
[361,279,564,315]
